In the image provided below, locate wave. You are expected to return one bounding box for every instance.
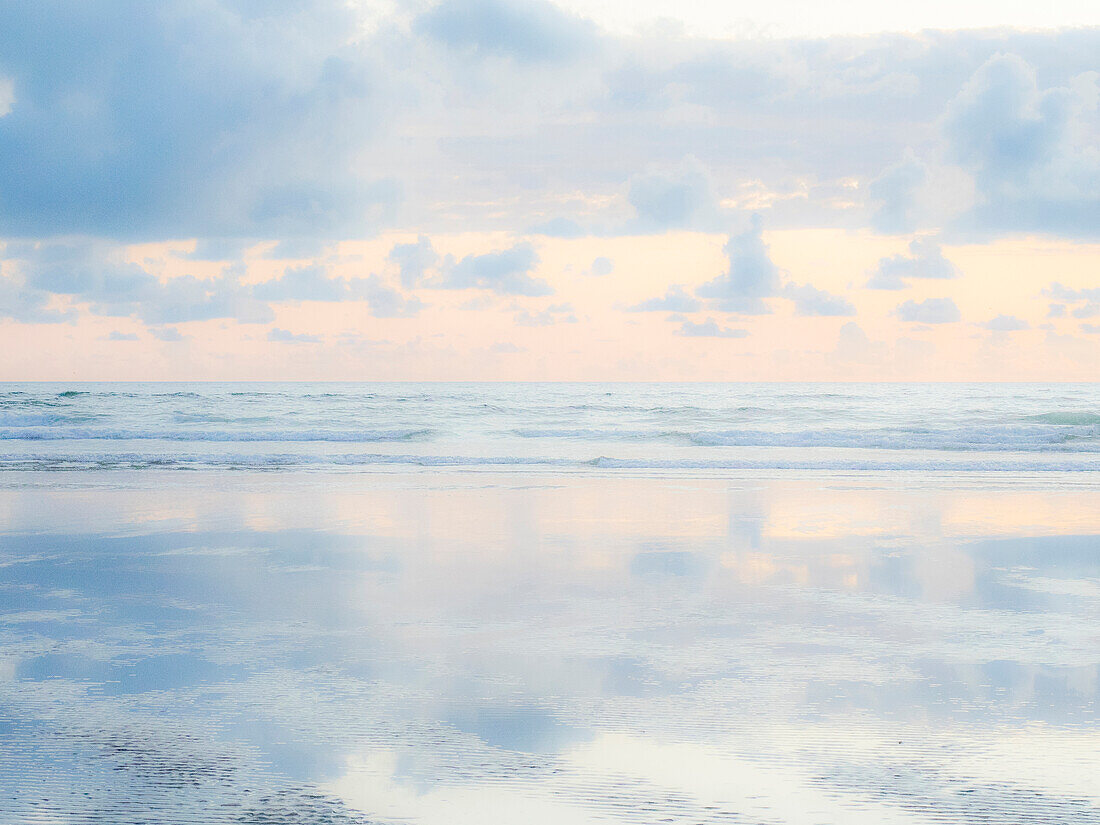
[1024,412,1100,425]
[1,451,1098,473]
[0,413,72,427]
[0,427,433,443]
[511,425,1100,452]
[5,423,1098,451]
[685,426,1100,451]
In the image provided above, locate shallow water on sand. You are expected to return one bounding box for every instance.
[1,471,1098,824]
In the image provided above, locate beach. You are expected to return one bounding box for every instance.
[1,384,1099,823]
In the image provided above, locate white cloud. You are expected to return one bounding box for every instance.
[980,314,1029,331]
[629,285,701,312]
[675,318,748,338]
[267,327,323,343]
[0,77,13,117]
[783,282,855,316]
[696,215,780,314]
[894,297,961,323]
[867,237,959,290]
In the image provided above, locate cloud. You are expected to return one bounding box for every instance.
[696,215,780,314]
[267,327,322,343]
[0,76,13,117]
[527,218,585,238]
[868,151,927,234]
[941,53,1100,238]
[945,54,1067,190]
[9,240,273,325]
[6,236,427,331]
[0,270,73,323]
[253,264,349,302]
[0,0,395,239]
[150,326,186,342]
[894,297,961,323]
[3,7,1099,246]
[589,256,614,276]
[105,330,138,341]
[980,314,1029,331]
[414,0,596,64]
[834,321,888,364]
[1044,283,1100,302]
[388,236,440,288]
[1081,323,1100,334]
[629,286,701,312]
[514,302,577,326]
[627,157,718,232]
[866,237,959,289]
[356,275,425,318]
[1072,302,1100,319]
[439,242,552,295]
[782,283,855,316]
[253,265,423,316]
[185,238,255,262]
[1042,284,1100,324]
[674,318,748,338]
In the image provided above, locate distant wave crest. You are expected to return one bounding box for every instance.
[0,427,434,443]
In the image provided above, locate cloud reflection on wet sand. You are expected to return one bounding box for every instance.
[1,472,1098,823]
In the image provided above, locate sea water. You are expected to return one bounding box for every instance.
[1,383,1098,823]
[3,382,1100,472]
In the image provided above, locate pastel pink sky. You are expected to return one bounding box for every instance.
[4,230,1099,380]
[0,1,1098,380]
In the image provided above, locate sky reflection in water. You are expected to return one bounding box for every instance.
[1,472,1098,824]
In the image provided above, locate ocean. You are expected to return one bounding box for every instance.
[4,382,1100,472]
[2,383,1098,823]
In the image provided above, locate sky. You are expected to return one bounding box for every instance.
[1,0,1099,380]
